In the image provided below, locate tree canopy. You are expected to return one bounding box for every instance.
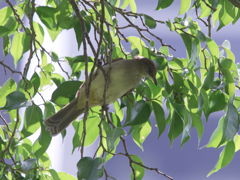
[0,0,240,179]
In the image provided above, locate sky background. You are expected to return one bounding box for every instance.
[1,0,240,180]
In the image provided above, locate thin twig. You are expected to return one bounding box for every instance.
[0,113,11,132]
[0,110,20,160]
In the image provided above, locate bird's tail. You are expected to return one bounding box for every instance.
[43,98,85,136]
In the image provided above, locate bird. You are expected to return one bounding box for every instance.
[43,56,157,136]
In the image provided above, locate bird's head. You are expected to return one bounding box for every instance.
[136,56,157,85]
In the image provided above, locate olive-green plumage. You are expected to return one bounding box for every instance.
[43,56,157,136]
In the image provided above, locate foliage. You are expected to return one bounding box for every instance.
[0,0,240,179]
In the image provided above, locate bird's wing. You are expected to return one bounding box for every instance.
[75,58,126,98]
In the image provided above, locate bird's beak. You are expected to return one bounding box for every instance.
[152,77,157,86]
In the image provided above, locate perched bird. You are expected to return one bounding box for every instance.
[43,56,157,136]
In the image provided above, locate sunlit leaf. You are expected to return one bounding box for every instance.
[133,120,151,151]
[208,140,235,176]
[20,105,42,139]
[130,155,145,180]
[0,78,16,107]
[0,91,31,111]
[179,0,191,15]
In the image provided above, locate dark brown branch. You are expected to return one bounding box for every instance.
[202,0,217,11]
[69,0,90,158]
[194,1,208,26]
[207,14,212,38]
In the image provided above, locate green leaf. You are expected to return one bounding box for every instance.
[133,120,151,151]
[22,138,32,155]
[207,38,219,64]
[0,26,10,38]
[20,105,42,139]
[189,38,200,69]
[0,91,31,111]
[190,113,203,147]
[181,111,192,148]
[152,101,165,138]
[33,21,44,49]
[221,59,238,77]
[222,39,231,49]
[39,152,51,169]
[4,16,17,34]
[109,112,121,127]
[143,14,157,29]
[168,110,183,147]
[0,6,13,25]
[49,169,60,180]
[124,100,151,126]
[10,32,24,67]
[165,19,175,31]
[106,127,126,151]
[179,33,192,59]
[55,0,73,29]
[219,104,239,146]
[3,35,10,56]
[129,0,136,13]
[199,0,212,18]
[109,0,118,6]
[202,66,215,91]
[30,72,40,96]
[77,157,104,180]
[172,72,183,94]
[72,116,100,153]
[32,105,52,159]
[207,140,235,176]
[155,0,174,10]
[205,90,228,121]
[58,172,76,180]
[21,157,37,172]
[17,79,34,100]
[197,30,207,43]
[127,36,146,55]
[0,78,16,107]
[206,116,224,148]
[51,81,82,106]
[159,46,169,56]
[179,0,191,15]
[233,7,240,24]
[124,94,134,125]
[72,14,90,50]
[130,155,145,180]
[52,51,59,62]
[113,100,123,121]
[221,68,235,100]
[153,56,168,70]
[233,134,240,152]
[217,1,236,31]
[36,6,57,30]
[130,48,139,57]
